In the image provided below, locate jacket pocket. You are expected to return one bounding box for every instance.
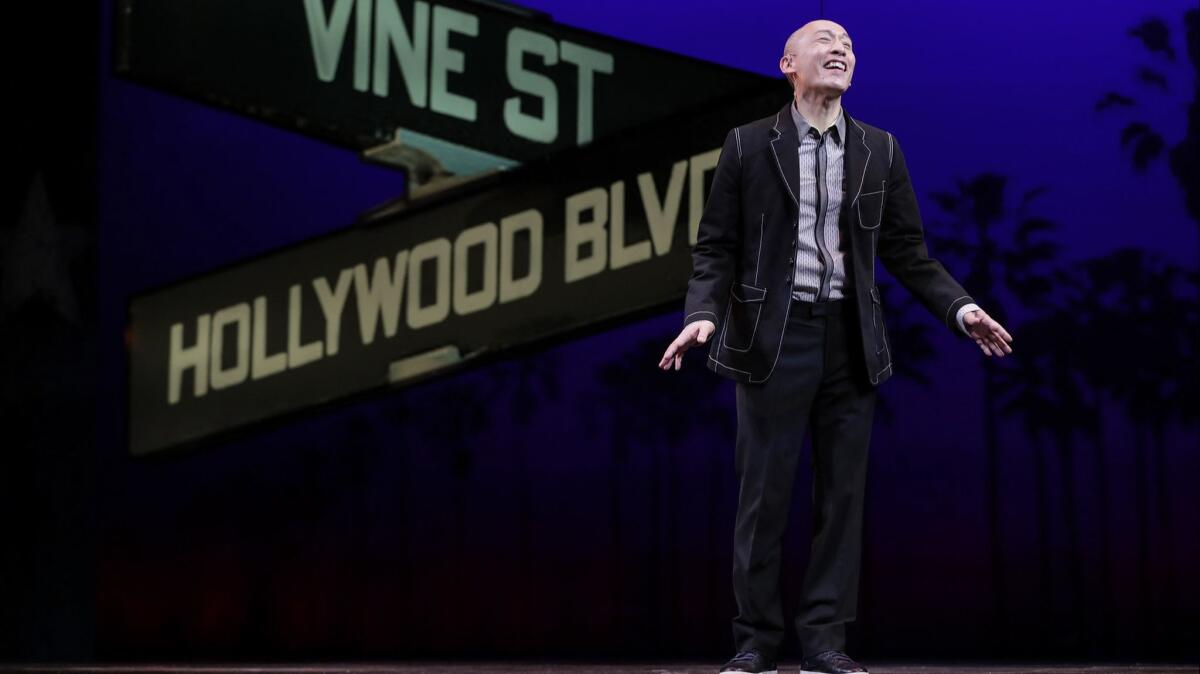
[722,283,767,352]
[856,180,886,230]
[731,282,767,303]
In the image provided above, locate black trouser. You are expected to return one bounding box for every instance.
[731,298,876,660]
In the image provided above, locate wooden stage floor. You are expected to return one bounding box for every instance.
[0,663,1195,674]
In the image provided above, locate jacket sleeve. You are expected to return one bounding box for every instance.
[683,127,742,331]
[877,133,975,334]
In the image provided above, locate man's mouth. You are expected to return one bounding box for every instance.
[823,60,847,72]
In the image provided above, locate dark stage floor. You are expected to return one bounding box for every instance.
[1,664,1196,674]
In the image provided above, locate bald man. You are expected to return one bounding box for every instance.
[659,20,1012,674]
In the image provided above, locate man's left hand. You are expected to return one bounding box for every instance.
[964,309,1013,357]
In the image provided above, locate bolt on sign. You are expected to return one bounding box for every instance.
[114,0,773,179]
[119,0,785,455]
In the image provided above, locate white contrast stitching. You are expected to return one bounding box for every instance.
[753,213,764,285]
[877,310,890,356]
[944,295,971,327]
[770,111,799,207]
[869,288,889,359]
[749,283,792,384]
[715,301,732,361]
[748,113,796,386]
[722,284,765,353]
[722,303,763,353]
[870,362,892,385]
[684,310,717,323]
[856,194,882,231]
[887,132,894,168]
[708,355,752,376]
[734,127,743,159]
[848,117,871,206]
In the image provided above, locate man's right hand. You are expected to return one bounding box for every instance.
[658,320,717,371]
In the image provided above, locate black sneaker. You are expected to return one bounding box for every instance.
[719,649,778,674]
[800,649,867,673]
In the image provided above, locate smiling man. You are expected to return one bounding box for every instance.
[658,19,1013,674]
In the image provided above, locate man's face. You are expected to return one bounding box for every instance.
[780,21,855,95]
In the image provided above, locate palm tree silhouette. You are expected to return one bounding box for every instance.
[481,351,563,649]
[852,278,939,649]
[383,347,565,652]
[1067,248,1197,649]
[925,172,1062,645]
[585,333,734,653]
[870,280,938,423]
[1094,10,1199,653]
[1097,10,1200,258]
[992,284,1101,650]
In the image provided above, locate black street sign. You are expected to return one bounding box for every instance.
[127,85,784,455]
[114,0,772,175]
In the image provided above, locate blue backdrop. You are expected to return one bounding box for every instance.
[68,0,1200,663]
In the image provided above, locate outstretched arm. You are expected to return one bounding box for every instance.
[681,128,742,334]
[662,127,742,370]
[878,134,1013,356]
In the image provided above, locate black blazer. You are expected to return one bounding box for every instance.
[683,101,974,386]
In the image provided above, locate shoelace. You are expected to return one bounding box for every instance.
[811,650,860,669]
[731,649,765,664]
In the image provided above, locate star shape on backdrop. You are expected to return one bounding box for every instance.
[0,172,90,325]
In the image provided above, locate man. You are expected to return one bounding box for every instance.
[657,19,1013,674]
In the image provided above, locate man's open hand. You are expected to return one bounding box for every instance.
[964,309,1013,357]
[659,320,717,371]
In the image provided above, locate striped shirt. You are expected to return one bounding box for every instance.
[790,102,848,302]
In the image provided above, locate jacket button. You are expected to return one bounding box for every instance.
[786,257,794,264]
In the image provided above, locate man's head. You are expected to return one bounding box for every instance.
[779,20,855,96]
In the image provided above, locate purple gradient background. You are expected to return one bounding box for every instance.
[93,0,1198,663]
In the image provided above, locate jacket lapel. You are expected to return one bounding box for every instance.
[842,109,871,207]
[839,109,873,280]
[768,102,800,213]
[772,102,872,216]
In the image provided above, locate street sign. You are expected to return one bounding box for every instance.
[126,86,784,455]
[114,0,772,178]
